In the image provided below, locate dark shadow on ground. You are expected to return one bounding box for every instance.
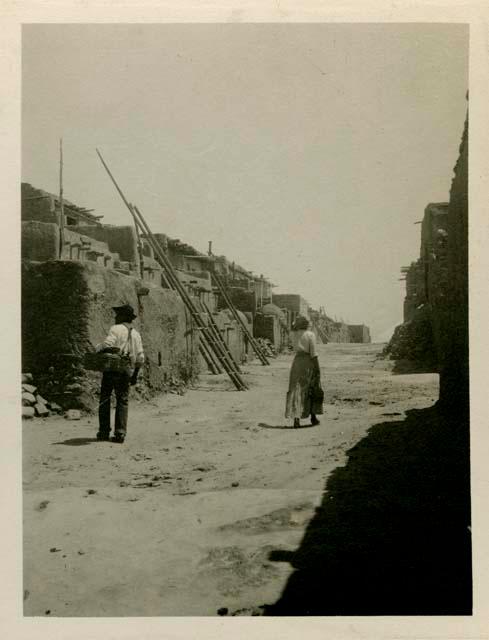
[52,438,99,446]
[391,358,438,375]
[264,404,472,615]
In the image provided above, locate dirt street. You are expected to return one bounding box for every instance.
[23,343,438,616]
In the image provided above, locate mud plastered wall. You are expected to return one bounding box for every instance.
[213,309,249,364]
[69,225,139,263]
[254,314,283,349]
[22,260,200,410]
[439,116,468,409]
[22,221,60,262]
[348,325,372,343]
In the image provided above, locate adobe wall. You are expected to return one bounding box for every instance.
[23,218,171,283]
[383,305,438,370]
[213,309,250,364]
[329,322,351,343]
[348,325,371,343]
[272,294,301,314]
[403,260,425,323]
[387,115,467,387]
[439,115,468,410]
[69,224,139,264]
[23,220,121,268]
[223,288,257,314]
[254,314,281,349]
[22,260,200,411]
[22,183,58,224]
[22,221,60,262]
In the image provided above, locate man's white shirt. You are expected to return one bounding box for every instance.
[96,323,145,367]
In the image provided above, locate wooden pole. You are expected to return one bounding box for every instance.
[132,205,247,389]
[59,138,65,258]
[128,203,145,279]
[95,150,247,390]
[201,299,241,373]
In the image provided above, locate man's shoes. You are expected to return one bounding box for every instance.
[311,417,320,426]
[96,432,110,441]
[111,434,125,444]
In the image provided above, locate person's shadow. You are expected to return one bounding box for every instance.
[52,437,99,446]
[264,404,472,616]
[258,422,316,430]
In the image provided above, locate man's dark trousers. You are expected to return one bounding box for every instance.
[98,371,131,438]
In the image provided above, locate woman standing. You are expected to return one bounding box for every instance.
[285,316,323,428]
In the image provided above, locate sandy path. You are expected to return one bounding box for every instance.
[23,343,438,616]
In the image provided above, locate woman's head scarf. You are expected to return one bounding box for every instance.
[293,315,310,330]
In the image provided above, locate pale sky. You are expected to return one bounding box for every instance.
[22,23,468,341]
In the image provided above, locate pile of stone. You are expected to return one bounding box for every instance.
[21,373,62,419]
[381,306,438,370]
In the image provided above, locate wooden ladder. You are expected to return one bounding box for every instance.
[212,271,270,365]
[96,150,248,391]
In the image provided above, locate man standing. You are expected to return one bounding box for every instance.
[96,304,144,443]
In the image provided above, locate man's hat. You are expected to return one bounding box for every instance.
[112,304,137,320]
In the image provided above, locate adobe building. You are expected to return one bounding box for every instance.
[402,260,425,323]
[439,114,468,410]
[385,110,468,388]
[253,302,289,351]
[348,324,372,343]
[272,293,311,329]
[21,183,252,409]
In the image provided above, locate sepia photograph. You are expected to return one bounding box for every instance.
[18,18,474,622]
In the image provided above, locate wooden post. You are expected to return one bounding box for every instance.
[128,203,145,279]
[58,138,65,258]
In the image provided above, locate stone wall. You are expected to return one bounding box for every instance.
[22,260,200,410]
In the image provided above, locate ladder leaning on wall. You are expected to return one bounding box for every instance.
[211,271,270,366]
[96,149,248,391]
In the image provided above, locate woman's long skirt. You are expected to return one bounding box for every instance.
[285,351,324,419]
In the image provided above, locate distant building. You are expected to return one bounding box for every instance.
[253,302,288,351]
[272,293,310,329]
[348,324,371,343]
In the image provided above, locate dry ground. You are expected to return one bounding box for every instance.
[23,342,440,616]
